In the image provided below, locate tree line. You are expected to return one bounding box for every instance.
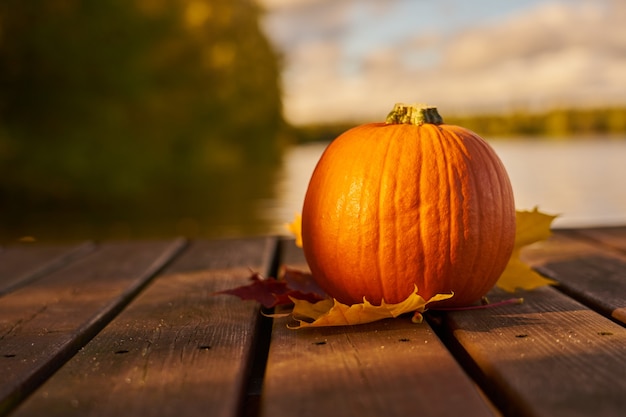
[289,106,626,144]
[445,106,626,138]
[0,0,285,240]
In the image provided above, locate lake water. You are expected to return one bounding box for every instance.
[260,136,626,234]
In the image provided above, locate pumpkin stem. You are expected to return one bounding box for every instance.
[385,103,444,126]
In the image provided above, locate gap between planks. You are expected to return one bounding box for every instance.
[0,239,188,416]
[7,236,280,417]
[0,241,96,297]
[258,239,498,417]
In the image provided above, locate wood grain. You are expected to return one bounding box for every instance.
[521,230,626,325]
[435,286,626,417]
[0,239,186,415]
[0,242,94,296]
[573,226,626,254]
[541,254,626,325]
[11,237,277,417]
[261,240,497,417]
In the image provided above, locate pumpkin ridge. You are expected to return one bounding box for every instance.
[479,139,505,283]
[375,128,394,303]
[439,127,465,294]
[414,125,429,300]
[446,125,515,303]
[441,126,460,286]
[405,126,426,302]
[417,124,443,299]
[463,132,499,301]
[429,124,448,292]
[473,132,513,285]
[350,128,380,302]
[435,126,483,302]
[466,131,487,282]
[397,125,424,302]
[469,138,491,300]
[483,136,515,282]
[385,125,416,303]
[384,128,401,303]
[444,125,483,293]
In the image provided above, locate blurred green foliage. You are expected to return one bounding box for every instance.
[0,0,285,242]
[289,106,626,144]
[445,107,626,138]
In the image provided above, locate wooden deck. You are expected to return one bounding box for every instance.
[1,227,626,417]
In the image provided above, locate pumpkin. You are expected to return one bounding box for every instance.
[301,103,516,307]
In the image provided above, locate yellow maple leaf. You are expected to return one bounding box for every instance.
[496,207,559,292]
[289,286,453,329]
[285,214,303,248]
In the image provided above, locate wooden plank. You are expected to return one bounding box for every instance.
[539,254,626,325]
[572,226,626,254]
[0,242,95,296]
[433,286,626,417]
[520,228,626,268]
[521,230,626,325]
[260,240,497,417]
[10,237,278,417]
[0,239,186,416]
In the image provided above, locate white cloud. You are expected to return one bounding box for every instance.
[259,0,626,124]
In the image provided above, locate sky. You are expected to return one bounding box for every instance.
[257,0,626,125]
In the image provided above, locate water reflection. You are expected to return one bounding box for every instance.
[491,137,626,227]
[257,142,328,234]
[2,163,282,244]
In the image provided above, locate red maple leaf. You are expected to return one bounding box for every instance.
[213,270,325,308]
[281,267,327,298]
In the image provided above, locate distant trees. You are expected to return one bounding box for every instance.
[444,107,626,138]
[289,106,626,144]
[0,0,285,239]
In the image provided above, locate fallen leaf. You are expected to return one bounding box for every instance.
[512,207,557,247]
[496,207,559,292]
[286,214,303,247]
[213,271,324,308]
[288,286,453,329]
[282,267,327,298]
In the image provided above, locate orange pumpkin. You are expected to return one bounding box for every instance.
[301,103,516,307]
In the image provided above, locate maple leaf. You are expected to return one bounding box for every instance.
[282,267,327,298]
[288,287,453,329]
[213,271,324,308]
[285,214,303,247]
[496,207,559,292]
